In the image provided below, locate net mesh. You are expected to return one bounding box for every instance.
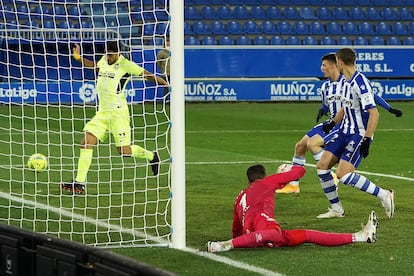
[0,0,171,247]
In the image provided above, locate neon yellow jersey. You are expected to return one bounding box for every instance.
[96,55,144,111]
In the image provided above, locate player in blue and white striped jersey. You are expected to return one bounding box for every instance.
[316,48,394,219]
[277,53,402,194]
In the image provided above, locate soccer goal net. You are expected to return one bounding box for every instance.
[0,0,184,248]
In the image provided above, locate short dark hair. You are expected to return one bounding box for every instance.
[336,48,356,65]
[246,164,266,183]
[322,53,337,64]
[106,40,119,53]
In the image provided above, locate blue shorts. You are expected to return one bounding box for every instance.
[306,123,340,144]
[324,131,365,168]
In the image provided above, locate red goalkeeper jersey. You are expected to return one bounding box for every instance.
[232,165,306,238]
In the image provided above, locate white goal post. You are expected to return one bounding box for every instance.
[0,0,185,249]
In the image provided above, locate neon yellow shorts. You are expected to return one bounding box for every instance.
[84,110,131,147]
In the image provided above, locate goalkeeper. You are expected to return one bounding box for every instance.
[62,41,168,194]
[207,164,378,252]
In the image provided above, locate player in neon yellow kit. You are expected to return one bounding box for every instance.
[62,41,168,194]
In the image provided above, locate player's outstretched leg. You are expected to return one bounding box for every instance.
[354,211,378,243]
[206,240,232,253]
[150,151,160,176]
[61,180,85,195]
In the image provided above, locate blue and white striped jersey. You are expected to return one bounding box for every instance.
[320,74,345,119]
[340,71,376,135]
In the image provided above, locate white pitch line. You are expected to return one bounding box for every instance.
[0,190,284,276]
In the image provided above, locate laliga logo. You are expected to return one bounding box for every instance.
[79,83,97,103]
[371,81,384,96]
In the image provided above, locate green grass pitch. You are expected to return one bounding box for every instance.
[1,101,413,275]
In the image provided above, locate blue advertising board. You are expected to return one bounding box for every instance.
[1,78,414,103]
[184,46,414,78]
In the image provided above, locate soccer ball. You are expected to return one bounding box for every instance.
[277,164,292,173]
[27,153,48,172]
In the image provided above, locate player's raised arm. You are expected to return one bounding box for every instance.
[142,69,168,86]
[72,44,97,70]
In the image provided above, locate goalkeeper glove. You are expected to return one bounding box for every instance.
[388,108,403,117]
[322,119,335,134]
[316,108,328,123]
[360,137,371,158]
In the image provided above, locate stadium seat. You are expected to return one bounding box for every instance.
[393,22,408,35]
[59,20,74,29]
[360,21,376,35]
[366,7,381,20]
[354,36,368,45]
[219,36,234,45]
[293,0,310,4]
[67,5,81,16]
[16,5,29,19]
[155,22,169,35]
[185,36,199,45]
[294,21,310,35]
[217,5,233,19]
[316,7,333,20]
[409,22,414,34]
[381,7,397,20]
[201,6,216,20]
[303,36,318,45]
[184,21,193,35]
[277,21,293,34]
[397,7,413,20]
[341,0,355,5]
[337,36,352,45]
[261,20,277,34]
[324,0,337,4]
[202,36,217,45]
[376,22,392,35]
[193,21,209,34]
[253,35,268,45]
[236,35,251,45]
[349,7,364,20]
[244,20,259,34]
[403,36,414,45]
[343,22,359,35]
[357,0,370,4]
[370,36,384,45]
[371,0,387,5]
[320,36,335,45]
[184,6,201,20]
[326,22,342,35]
[310,21,325,34]
[300,7,315,19]
[270,35,285,45]
[227,20,244,34]
[210,21,226,34]
[286,36,301,45]
[309,0,324,4]
[284,7,301,19]
[251,6,266,19]
[143,23,155,35]
[387,36,401,45]
[42,19,55,29]
[267,6,284,20]
[193,0,210,4]
[277,0,291,4]
[333,7,349,20]
[234,6,250,19]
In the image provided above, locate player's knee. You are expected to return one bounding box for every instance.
[295,141,307,155]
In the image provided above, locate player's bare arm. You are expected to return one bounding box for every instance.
[72,44,97,70]
[142,69,168,86]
